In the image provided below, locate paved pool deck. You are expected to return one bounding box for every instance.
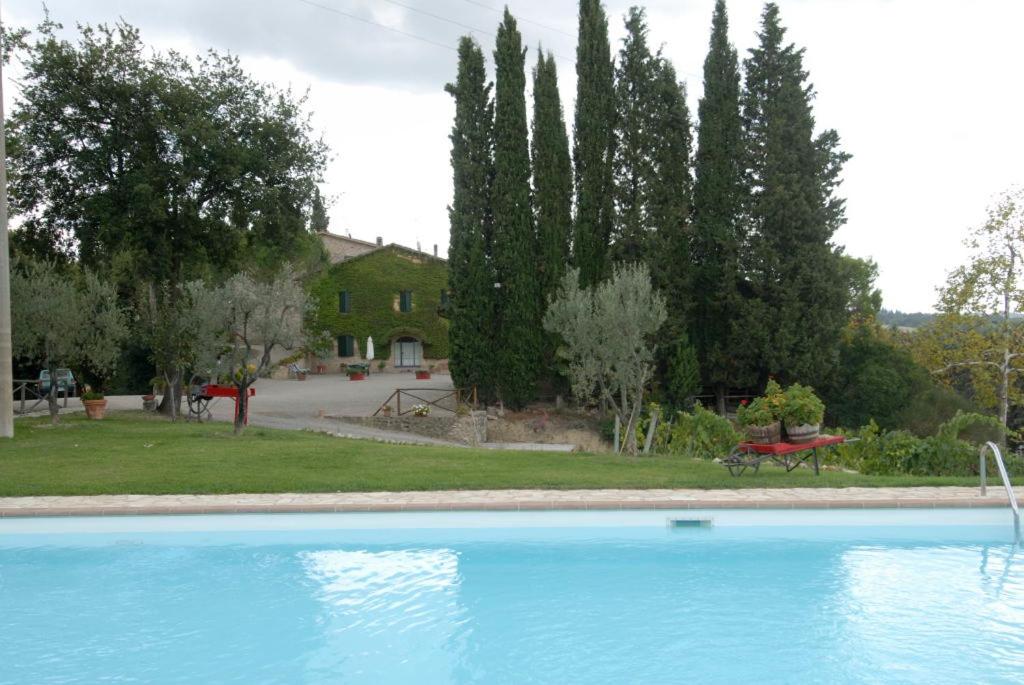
[0,487,1013,517]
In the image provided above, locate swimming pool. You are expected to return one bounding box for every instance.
[1,509,1022,684]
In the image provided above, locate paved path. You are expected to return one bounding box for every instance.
[20,373,462,446]
[0,487,1011,517]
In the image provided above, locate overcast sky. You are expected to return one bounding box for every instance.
[4,0,1022,312]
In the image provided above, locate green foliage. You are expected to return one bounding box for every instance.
[80,391,105,401]
[691,0,748,392]
[491,11,541,408]
[544,264,667,455]
[733,3,851,388]
[310,247,448,360]
[6,18,327,285]
[445,36,496,398]
[832,413,1020,477]
[736,397,775,427]
[667,404,742,460]
[893,384,987,437]
[782,383,825,426]
[821,326,931,430]
[572,0,616,287]
[663,335,701,411]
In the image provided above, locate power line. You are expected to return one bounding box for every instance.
[457,0,576,39]
[295,0,458,53]
[379,0,495,39]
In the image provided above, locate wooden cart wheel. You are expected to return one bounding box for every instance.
[186,374,211,421]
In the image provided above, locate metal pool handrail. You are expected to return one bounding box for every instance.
[980,441,1021,543]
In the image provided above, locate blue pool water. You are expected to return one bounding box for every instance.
[1,509,1023,684]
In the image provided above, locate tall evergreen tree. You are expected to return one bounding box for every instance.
[572,0,616,287]
[310,187,330,232]
[691,0,747,410]
[491,10,540,407]
[531,49,572,304]
[738,2,851,387]
[445,37,496,398]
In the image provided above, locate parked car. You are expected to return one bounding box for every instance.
[39,368,77,396]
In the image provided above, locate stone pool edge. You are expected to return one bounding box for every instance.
[0,487,1012,517]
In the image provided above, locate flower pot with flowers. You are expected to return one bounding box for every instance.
[81,390,108,420]
[411,403,430,417]
[736,397,781,444]
[781,384,825,443]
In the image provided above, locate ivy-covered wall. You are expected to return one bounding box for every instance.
[310,246,449,360]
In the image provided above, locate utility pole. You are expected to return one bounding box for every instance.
[0,4,14,438]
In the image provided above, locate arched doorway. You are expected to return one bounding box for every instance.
[393,336,423,368]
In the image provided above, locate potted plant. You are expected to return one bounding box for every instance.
[81,390,108,420]
[141,394,156,411]
[412,403,430,417]
[347,367,366,381]
[415,366,431,380]
[377,360,386,373]
[381,404,393,417]
[781,383,825,443]
[736,397,781,444]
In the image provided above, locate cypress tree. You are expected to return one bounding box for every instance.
[691,0,748,410]
[738,2,851,387]
[572,0,616,287]
[445,37,496,399]
[610,7,657,264]
[531,49,572,304]
[310,187,329,232]
[491,10,540,407]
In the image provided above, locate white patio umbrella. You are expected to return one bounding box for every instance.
[366,336,375,374]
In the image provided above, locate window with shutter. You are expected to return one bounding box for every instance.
[337,335,354,357]
[339,291,350,313]
[400,290,413,312]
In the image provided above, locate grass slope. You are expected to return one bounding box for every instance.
[0,413,1005,496]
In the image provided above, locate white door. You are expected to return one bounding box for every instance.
[395,338,422,367]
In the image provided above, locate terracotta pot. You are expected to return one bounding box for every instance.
[297,372,307,381]
[745,421,781,445]
[82,399,108,420]
[785,422,820,444]
[349,372,365,381]
[142,395,157,412]
[381,408,393,417]
[415,371,431,380]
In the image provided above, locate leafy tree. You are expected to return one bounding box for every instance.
[138,281,224,421]
[663,333,702,411]
[445,36,496,399]
[208,267,307,435]
[572,0,616,287]
[491,10,540,408]
[735,3,851,389]
[691,0,748,410]
[915,187,1024,429]
[544,263,667,455]
[531,48,572,303]
[5,18,328,406]
[10,259,127,424]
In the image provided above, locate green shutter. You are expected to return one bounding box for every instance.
[339,291,350,313]
[338,335,354,357]
[400,290,412,312]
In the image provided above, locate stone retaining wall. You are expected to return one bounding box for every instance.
[336,411,486,445]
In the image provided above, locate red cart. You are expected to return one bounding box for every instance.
[186,381,255,424]
[722,435,847,476]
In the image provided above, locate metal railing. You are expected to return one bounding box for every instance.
[980,441,1021,544]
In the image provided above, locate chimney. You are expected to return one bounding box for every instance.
[375,236,383,246]
[433,244,438,257]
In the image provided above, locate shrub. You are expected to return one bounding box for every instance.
[736,397,775,427]
[667,405,743,460]
[782,384,825,426]
[80,390,105,401]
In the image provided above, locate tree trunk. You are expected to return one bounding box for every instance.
[715,383,726,416]
[234,380,249,435]
[46,359,59,425]
[0,50,14,438]
[158,368,182,420]
[1000,351,1010,430]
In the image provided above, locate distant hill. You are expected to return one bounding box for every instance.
[877,309,936,329]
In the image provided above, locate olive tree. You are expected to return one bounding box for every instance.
[11,259,126,424]
[212,267,307,434]
[544,264,667,454]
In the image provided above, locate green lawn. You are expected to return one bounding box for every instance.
[0,412,1004,496]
